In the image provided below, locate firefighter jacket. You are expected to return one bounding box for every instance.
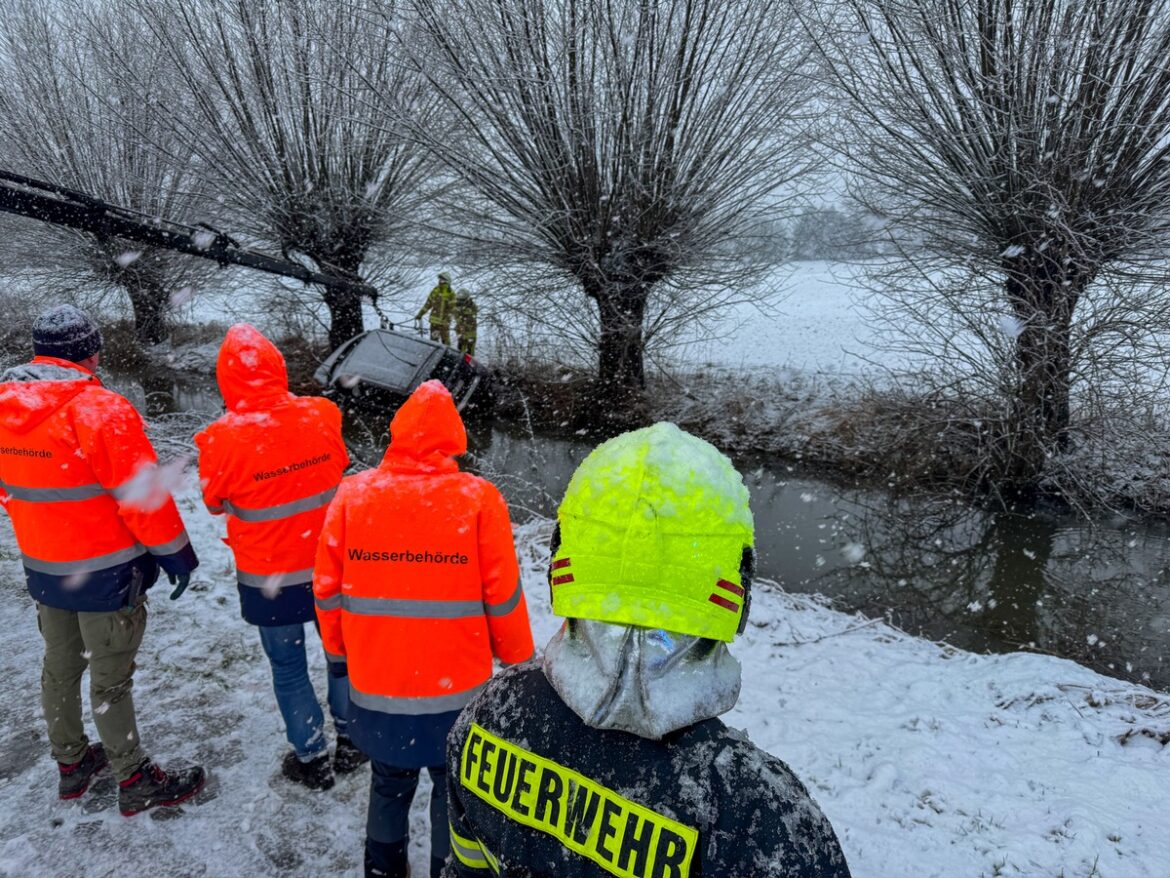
[443,663,853,878]
[416,282,457,327]
[195,325,348,627]
[0,357,197,612]
[454,297,478,340]
[314,380,534,767]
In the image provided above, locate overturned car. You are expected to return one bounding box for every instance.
[313,328,492,415]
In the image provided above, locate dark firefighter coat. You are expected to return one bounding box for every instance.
[195,325,348,626]
[0,357,197,611]
[442,663,853,878]
[314,380,534,767]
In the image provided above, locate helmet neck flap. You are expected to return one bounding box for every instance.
[542,617,742,740]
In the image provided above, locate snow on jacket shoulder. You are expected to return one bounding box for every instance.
[443,663,853,878]
[314,380,534,762]
[195,324,348,626]
[0,357,196,611]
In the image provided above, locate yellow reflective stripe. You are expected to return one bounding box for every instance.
[460,723,698,878]
[448,823,491,870]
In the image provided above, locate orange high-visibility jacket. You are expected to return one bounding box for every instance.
[195,325,348,625]
[0,356,195,611]
[314,380,534,717]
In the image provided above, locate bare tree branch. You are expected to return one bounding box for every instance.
[123,0,442,348]
[0,0,210,345]
[396,0,819,417]
[817,0,1170,500]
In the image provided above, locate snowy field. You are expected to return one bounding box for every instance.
[155,260,897,379]
[1,472,1168,878]
[661,262,901,376]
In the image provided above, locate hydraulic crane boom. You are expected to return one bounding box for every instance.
[0,169,378,301]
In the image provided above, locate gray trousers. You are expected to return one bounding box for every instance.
[37,601,147,782]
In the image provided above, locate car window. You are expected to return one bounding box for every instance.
[335,330,437,393]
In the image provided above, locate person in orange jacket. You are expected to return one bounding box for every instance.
[0,305,205,816]
[196,324,365,792]
[314,379,535,878]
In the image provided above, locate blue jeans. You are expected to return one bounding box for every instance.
[258,623,349,760]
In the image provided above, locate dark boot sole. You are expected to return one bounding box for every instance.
[119,775,207,817]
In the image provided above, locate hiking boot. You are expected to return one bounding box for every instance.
[58,743,109,800]
[333,736,369,775]
[118,759,207,817]
[281,751,334,791]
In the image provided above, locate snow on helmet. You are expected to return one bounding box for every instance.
[550,422,754,643]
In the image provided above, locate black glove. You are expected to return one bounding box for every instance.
[166,571,191,601]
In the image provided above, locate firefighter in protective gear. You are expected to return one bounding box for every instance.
[454,290,478,358]
[195,324,363,791]
[416,271,457,346]
[0,304,205,812]
[314,379,534,878]
[442,423,853,877]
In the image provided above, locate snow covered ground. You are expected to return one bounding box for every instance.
[662,261,899,376]
[1,471,1168,878]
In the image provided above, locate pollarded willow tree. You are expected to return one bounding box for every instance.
[0,0,208,345]
[821,0,1170,499]
[126,0,441,349]
[403,0,818,416]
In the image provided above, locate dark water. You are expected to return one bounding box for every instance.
[116,369,1170,692]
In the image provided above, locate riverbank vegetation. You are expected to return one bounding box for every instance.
[488,355,1170,519]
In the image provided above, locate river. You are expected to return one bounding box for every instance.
[118,368,1170,692]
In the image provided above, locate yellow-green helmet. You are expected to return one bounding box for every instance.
[550,422,755,643]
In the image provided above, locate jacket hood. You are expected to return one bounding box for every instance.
[383,380,466,472]
[0,357,97,435]
[216,324,291,413]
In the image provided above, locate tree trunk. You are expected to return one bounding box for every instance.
[594,287,648,420]
[125,278,168,346]
[997,263,1083,501]
[323,286,365,351]
[309,249,368,351]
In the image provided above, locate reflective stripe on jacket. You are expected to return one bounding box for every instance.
[314,380,534,725]
[196,324,348,627]
[0,357,196,611]
[416,283,456,326]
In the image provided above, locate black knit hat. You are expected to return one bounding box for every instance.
[32,305,103,362]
